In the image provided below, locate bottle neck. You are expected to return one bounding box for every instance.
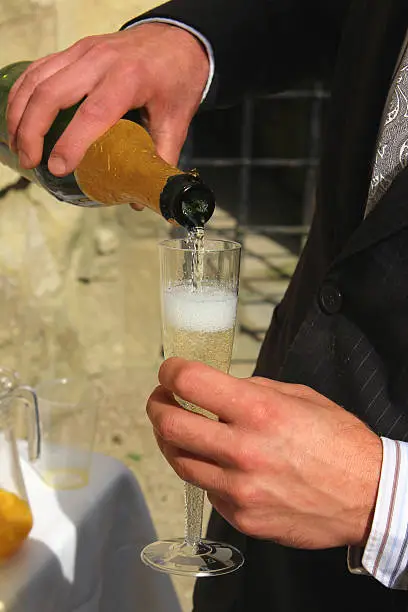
[160,173,215,229]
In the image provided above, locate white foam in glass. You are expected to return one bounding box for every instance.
[163,285,237,332]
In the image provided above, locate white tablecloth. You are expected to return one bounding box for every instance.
[0,454,181,612]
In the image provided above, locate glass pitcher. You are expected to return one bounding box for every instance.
[0,367,40,560]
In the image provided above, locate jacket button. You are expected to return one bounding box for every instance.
[318,282,342,314]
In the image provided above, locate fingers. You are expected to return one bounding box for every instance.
[13,56,108,170]
[149,115,188,166]
[6,35,138,175]
[6,26,197,178]
[7,54,64,146]
[50,70,140,175]
[47,90,126,175]
[158,358,281,425]
[7,40,93,151]
[8,54,57,121]
[207,493,238,523]
[11,47,135,174]
[155,435,233,495]
[147,385,236,465]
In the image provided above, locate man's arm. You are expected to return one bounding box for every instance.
[124,0,353,106]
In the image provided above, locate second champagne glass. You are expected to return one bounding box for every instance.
[141,238,244,577]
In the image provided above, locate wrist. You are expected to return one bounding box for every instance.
[348,431,382,547]
[126,22,210,101]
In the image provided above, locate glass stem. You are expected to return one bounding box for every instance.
[184,482,204,548]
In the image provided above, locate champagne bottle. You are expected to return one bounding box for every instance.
[0,61,215,229]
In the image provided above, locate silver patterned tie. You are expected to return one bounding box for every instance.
[366,31,408,215]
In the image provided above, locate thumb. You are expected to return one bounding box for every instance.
[148,115,189,166]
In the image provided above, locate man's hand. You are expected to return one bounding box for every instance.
[6,24,209,176]
[147,358,383,549]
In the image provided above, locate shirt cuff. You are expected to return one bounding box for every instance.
[124,17,215,103]
[349,437,408,589]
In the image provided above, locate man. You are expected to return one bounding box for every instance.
[7,1,408,610]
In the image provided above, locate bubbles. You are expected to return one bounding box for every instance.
[163,284,237,332]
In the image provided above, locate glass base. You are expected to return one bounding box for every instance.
[141,538,244,577]
[37,468,89,490]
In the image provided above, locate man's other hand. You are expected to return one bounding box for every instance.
[147,357,383,550]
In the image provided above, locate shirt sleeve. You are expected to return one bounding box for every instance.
[348,437,408,589]
[123,17,215,103]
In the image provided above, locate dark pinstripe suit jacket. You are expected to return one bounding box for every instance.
[126,1,408,610]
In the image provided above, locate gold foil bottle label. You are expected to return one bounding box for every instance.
[75,119,183,211]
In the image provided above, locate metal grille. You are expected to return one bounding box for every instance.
[180,83,329,367]
[187,84,328,243]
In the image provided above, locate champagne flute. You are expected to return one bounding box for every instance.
[141,237,244,577]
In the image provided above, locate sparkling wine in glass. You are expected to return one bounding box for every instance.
[141,237,244,577]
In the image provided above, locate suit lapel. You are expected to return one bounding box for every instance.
[317,0,408,261]
[334,165,408,265]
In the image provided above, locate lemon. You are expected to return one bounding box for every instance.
[0,489,33,559]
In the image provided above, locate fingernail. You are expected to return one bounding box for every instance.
[18,151,31,168]
[130,203,145,211]
[48,155,67,176]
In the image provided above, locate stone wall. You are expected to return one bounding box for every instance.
[0,0,159,63]
[0,0,167,384]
